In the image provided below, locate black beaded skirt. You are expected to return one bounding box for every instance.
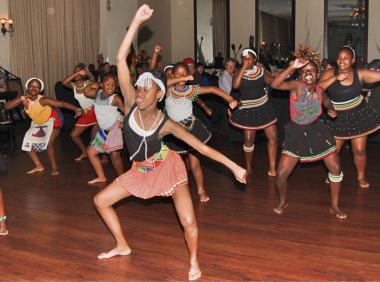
[327,100,380,139]
[229,99,277,130]
[282,119,336,163]
[165,115,211,154]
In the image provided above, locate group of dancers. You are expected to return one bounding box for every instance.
[2,4,380,280]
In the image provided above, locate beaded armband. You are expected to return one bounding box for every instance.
[0,215,7,222]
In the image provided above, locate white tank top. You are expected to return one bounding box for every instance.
[94,90,121,130]
[73,81,94,111]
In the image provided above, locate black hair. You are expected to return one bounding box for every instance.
[338,46,355,59]
[173,62,188,73]
[100,72,116,83]
[196,62,204,68]
[75,63,86,70]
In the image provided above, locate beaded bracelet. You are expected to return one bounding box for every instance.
[0,215,7,222]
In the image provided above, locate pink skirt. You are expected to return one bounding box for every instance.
[115,149,188,199]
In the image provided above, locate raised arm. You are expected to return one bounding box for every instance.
[4,95,24,110]
[40,97,81,116]
[117,5,153,114]
[318,68,347,90]
[62,70,86,89]
[232,57,249,89]
[161,120,247,183]
[167,75,193,87]
[198,86,237,109]
[271,59,305,91]
[83,82,100,98]
[111,95,125,114]
[359,68,380,84]
[149,44,161,70]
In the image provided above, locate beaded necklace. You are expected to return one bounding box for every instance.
[243,65,264,80]
[170,85,199,101]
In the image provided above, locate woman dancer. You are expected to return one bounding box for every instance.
[84,73,125,184]
[5,78,81,175]
[62,65,98,161]
[164,62,238,202]
[93,5,246,281]
[319,46,380,188]
[271,48,346,219]
[230,48,278,178]
[0,188,6,236]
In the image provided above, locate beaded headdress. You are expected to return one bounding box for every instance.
[293,44,321,66]
[135,72,166,102]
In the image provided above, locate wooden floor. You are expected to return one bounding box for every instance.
[1,131,380,280]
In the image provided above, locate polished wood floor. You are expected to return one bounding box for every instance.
[1,131,380,280]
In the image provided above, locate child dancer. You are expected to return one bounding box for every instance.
[164,62,238,202]
[62,65,98,161]
[230,48,278,178]
[319,46,380,189]
[84,73,125,184]
[93,5,246,281]
[5,78,81,175]
[0,188,7,236]
[271,47,346,219]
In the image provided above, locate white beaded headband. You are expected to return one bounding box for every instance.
[135,72,166,101]
[242,48,257,58]
[163,65,173,72]
[342,45,356,58]
[25,77,44,91]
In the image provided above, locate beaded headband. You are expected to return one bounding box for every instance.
[135,72,166,102]
[242,48,257,59]
[25,77,44,92]
[342,45,356,58]
[163,65,173,72]
[293,44,321,66]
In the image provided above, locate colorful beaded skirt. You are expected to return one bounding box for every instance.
[328,99,380,140]
[282,119,336,163]
[115,146,188,199]
[165,115,211,154]
[229,96,277,130]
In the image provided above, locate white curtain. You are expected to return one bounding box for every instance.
[9,0,99,97]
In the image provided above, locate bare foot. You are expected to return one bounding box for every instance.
[51,170,60,176]
[27,166,45,174]
[329,207,348,219]
[267,170,276,177]
[88,177,107,184]
[199,192,210,203]
[75,154,87,161]
[274,202,288,214]
[358,178,370,189]
[188,261,202,281]
[0,221,8,236]
[98,245,132,259]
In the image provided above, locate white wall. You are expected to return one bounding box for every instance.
[170,0,194,63]
[295,0,325,58]
[0,0,10,70]
[137,0,172,65]
[368,0,380,61]
[99,0,137,64]
[230,0,255,60]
